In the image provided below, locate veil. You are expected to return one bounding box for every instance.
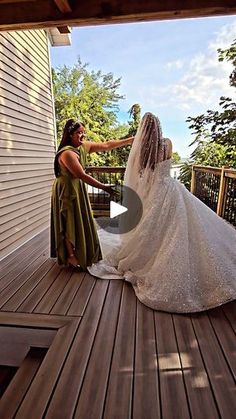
[90,112,169,273]
[116,112,167,246]
[123,112,166,201]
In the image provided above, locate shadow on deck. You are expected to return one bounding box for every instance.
[0,229,235,418]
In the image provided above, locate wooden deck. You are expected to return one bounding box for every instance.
[0,229,236,418]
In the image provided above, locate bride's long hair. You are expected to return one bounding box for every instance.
[124,113,166,191]
[138,113,165,172]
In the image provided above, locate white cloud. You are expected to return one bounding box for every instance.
[51,17,236,157]
[166,59,185,70]
[120,20,236,118]
[116,19,236,157]
[209,21,236,51]
[163,21,236,112]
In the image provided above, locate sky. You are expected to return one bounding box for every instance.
[50,16,236,158]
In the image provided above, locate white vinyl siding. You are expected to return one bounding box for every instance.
[0,29,55,260]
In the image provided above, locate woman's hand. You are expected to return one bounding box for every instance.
[103,184,120,198]
[120,136,134,145]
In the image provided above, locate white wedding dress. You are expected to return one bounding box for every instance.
[88,113,236,313]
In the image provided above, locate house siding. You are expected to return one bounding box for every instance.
[0,29,55,260]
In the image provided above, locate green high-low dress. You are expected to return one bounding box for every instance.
[50,145,102,269]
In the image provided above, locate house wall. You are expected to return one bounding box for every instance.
[0,29,55,260]
[170,164,182,180]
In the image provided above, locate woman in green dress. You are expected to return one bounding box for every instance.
[51,119,133,270]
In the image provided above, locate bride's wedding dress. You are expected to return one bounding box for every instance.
[88,113,236,313]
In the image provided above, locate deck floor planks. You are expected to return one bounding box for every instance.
[0,231,236,418]
[103,282,137,419]
[0,237,49,293]
[45,279,109,419]
[33,267,73,314]
[14,317,80,419]
[132,301,161,419]
[173,313,219,418]
[0,348,46,419]
[67,272,96,316]
[0,248,50,308]
[222,301,236,333]
[0,228,48,275]
[208,307,236,380]
[74,280,123,419]
[192,312,236,418]
[1,258,56,312]
[16,263,63,313]
[50,270,86,316]
[154,311,190,419]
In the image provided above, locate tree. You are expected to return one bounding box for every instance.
[172,151,181,164]
[52,58,125,166]
[218,39,236,88]
[179,38,236,188]
[178,162,192,190]
[110,103,142,166]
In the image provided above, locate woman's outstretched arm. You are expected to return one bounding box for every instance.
[84,137,134,153]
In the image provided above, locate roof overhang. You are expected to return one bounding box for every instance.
[0,0,236,32]
[48,27,71,46]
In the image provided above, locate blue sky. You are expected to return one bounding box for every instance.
[50,16,236,158]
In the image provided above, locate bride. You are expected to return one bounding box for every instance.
[88,112,236,313]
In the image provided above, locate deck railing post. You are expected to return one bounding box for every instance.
[190,165,196,194]
[217,166,227,217]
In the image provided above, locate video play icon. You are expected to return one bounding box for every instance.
[96,184,143,234]
[110,201,128,218]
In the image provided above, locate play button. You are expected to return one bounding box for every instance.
[96,184,143,234]
[110,201,128,218]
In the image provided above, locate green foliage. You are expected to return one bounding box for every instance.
[179,162,192,191]
[187,97,236,151]
[52,59,143,167]
[172,151,181,164]
[52,58,124,147]
[110,103,142,166]
[108,124,129,166]
[190,140,234,167]
[179,38,236,188]
[218,39,236,88]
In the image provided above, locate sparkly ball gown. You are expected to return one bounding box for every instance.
[88,113,236,313]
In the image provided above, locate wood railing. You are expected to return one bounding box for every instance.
[87,165,236,226]
[191,165,236,226]
[86,166,125,217]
